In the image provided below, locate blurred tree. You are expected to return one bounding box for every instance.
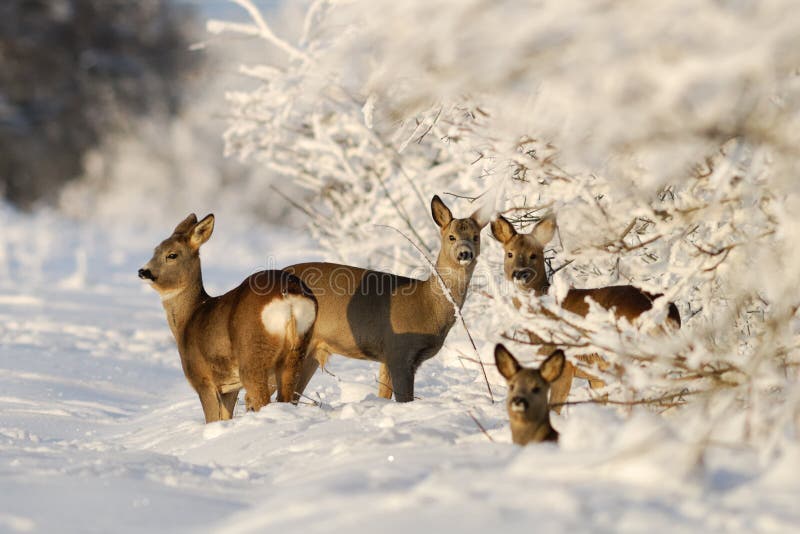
[0,0,199,208]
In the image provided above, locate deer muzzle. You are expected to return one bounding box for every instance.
[512,269,533,283]
[510,396,529,412]
[454,242,476,265]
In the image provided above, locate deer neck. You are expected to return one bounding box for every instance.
[160,270,208,342]
[511,418,558,445]
[426,250,475,313]
[513,282,549,309]
[530,279,550,297]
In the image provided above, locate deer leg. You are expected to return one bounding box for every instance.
[548,360,576,414]
[197,386,224,423]
[267,373,278,399]
[572,367,606,389]
[241,358,273,413]
[574,353,608,389]
[277,344,305,404]
[378,363,393,399]
[243,385,271,412]
[220,389,239,420]
[387,359,414,403]
[275,359,286,402]
[292,347,326,399]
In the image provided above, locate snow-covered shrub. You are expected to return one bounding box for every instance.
[215,0,800,454]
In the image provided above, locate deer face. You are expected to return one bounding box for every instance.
[138,214,214,300]
[431,195,490,268]
[495,344,565,444]
[491,214,556,294]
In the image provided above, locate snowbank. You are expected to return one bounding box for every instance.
[1,206,798,533]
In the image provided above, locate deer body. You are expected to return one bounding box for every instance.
[140,214,317,423]
[286,196,488,402]
[491,214,680,409]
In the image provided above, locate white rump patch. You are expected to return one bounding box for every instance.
[261,295,316,337]
[289,295,316,335]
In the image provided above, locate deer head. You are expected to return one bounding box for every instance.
[138,213,215,300]
[495,343,565,444]
[491,214,556,294]
[431,195,490,270]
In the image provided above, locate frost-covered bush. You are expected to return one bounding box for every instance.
[216,0,800,453]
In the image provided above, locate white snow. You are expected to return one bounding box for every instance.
[1,206,798,533]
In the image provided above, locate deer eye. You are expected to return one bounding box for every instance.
[531,386,541,394]
[529,253,537,260]
[507,252,513,258]
[449,235,456,241]
[166,253,178,260]
[472,235,479,242]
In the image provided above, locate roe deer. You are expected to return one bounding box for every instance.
[491,214,680,411]
[286,195,489,402]
[138,213,317,423]
[495,344,565,444]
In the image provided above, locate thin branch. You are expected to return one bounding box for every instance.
[467,411,495,442]
[373,169,432,254]
[551,389,701,409]
[270,185,320,222]
[230,0,309,61]
[415,106,443,144]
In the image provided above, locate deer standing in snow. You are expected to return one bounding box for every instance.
[285,195,490,402]
[139,214,317,423]
[491,214,681,411]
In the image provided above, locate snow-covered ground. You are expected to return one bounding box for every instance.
[1,206,798,533]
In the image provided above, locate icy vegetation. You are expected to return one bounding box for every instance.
[216,0,800,455]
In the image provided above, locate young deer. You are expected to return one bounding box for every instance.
[138,214,317,423]
[491,214,681,410]
[495,344,565,444]
[286,196,489,402]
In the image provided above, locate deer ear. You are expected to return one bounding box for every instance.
[490,215,517,244]
[494,344,522,381]
[469,202,492,229]
[173,213,198,236]
[189,214,215,250]
[540,349,565,384]
[531,215,557,245]
[430,195,453,228]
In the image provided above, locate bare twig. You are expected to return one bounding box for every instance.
[467,410,495,442]
[415,106,443,144]
[551,389,701,409]
[270,185,320,222]
[229,0,309,61]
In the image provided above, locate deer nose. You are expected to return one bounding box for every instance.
[138,268,155,281]
[512,269,532,282]
[510,396,529,412]
[457,250,474,263]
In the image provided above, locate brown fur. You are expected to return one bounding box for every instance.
[285,196,490,402]
[495,344,564,445]
[139,214,317,423]
[491,214,681,411]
